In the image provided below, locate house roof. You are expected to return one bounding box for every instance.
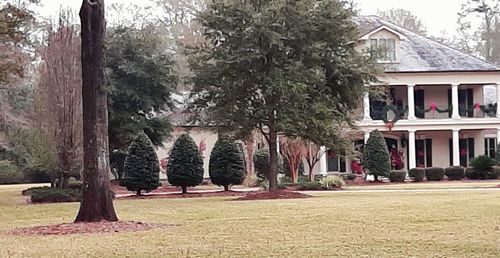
[353,15,500,73]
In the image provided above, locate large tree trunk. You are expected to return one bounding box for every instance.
[75,0,118,223]
[268,129,278,191]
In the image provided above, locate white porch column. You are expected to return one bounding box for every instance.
[364,131,370,144]
[319,146,328,175]
[496,129,500,144]
[363,91,371,121]
[452,129,460,166]
[451,84,460,119]
[407,84,416,120]
[496,83,500,118]
[408,130,416,169]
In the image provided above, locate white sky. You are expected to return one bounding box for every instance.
[32,0,466,37]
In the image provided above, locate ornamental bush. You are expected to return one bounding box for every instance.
[253,149,270,181]
[362,130,390,181]
[209,136,245,191]
[425,167,445,181]
[22,187,81,203]
[409,168,425,182]
[470,155,496,172]
[167,134,204,193]
[389,170,406,182]
[445,166,465,180]
[319,175,345,190]
[466,167,497,180]
[123,133,161,195]
[496,144,500,165]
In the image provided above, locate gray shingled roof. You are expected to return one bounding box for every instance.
[354,16,500,73]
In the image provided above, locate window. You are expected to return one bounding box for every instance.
[449,138,475,167]
[416,139,432,168]
[485,138,497,158]
[370,38,397,62]
[327,150,346,172]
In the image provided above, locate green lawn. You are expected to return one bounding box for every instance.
[0,184,499,257]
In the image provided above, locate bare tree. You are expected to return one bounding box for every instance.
[304,141,325,182]
[75,0,118,223]
[377,8,427,35]
[37,11,83,189]
[280,137,306,184]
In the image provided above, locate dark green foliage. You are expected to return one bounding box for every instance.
[445,166,465,181]
[189,0,378,190]
[23,187,81,203]
[110,150,127,181]
[389,170,406,182]
[470,155,496,172]
[466,167,498,180]
[106,26,177,151]
[409,168,425,182]
[342,173,357,181]
[0,160,23,184]
[22,166,52,183]
[425,167,445,181]
[167,134,204,193]
[496,144,500,165]
[494,166,500,179]
[123,133,161,195]
[68,180,83,190]
[253,149,270,181]
[209,136,245,191]
[362,130,390,181]
[296,181,323,191]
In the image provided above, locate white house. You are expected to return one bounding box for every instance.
[159,16,500,178]
[318,16,500,174]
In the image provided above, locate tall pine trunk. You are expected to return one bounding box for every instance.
[75,0,118,223]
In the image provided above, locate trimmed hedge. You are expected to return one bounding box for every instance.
[296,181,323,191]
[466,167,498,180]
[389,170,406,182]
[22,187,81,203]
[445,166,465,181]
[425,167,445,181]
[409,168,425,182]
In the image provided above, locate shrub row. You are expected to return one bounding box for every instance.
[22,186,82,203]
[407,166,500,182]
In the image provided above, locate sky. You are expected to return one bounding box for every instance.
[31,0,466,37]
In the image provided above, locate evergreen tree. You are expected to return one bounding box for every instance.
[362,130,390,181]
[189,0,377,190]
[122,133,161,196]
[209,136,245,191]
[167,134,204,193]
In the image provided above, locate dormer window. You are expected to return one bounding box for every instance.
[370,38,397,63]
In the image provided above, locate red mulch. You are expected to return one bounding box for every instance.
[9,221,171,236]
[118,190,249,200]
[235,190,311,201]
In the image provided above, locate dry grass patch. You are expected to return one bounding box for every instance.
[0,184,499,257]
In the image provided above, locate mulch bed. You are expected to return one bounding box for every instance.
[235,190,311,201]
[9,221,171,236]
[118,190,249,200]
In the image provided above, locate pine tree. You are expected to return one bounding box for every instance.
[362,130,390,181]
[122,132,161,196]
[167,134,204,193]
[209,136,245,191]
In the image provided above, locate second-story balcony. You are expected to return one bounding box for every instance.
[364,84,499,123]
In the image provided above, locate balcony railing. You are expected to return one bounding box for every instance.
[370,103,498,121]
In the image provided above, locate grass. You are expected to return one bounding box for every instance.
[345,180,500,191]
[0,184,499,257]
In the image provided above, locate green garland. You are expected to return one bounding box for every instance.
[415,105,452,116]
[479,104,497,117]
[381,105,408,124]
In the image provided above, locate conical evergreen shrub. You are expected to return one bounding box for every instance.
[362,130,390,181]
[209,136,245,191]
[167,134,204,193]
[122,132,161,195]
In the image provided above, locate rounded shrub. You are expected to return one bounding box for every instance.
[471,155,495,172]
[319,175,345,190]
[409,168,425,182]
[253,149,270,181]
[123,133,161,195]
[493,166,500,179]
[167,134,204,193]
[389,170,406,182]
[362,130,390,181]
[425,167,445,181]
[209,136,245,191]
[28,188,81,203]
[445,166,465,181]
[466,167,497,180]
